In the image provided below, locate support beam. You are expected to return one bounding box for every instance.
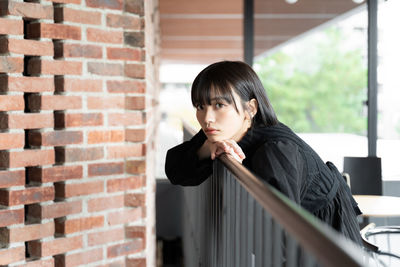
[244,0,254,66]
[367,0,378,156]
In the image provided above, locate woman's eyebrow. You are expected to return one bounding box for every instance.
[210,96,229,102]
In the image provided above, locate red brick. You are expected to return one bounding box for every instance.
[88,130,124,144]
[125,0,144,16]
[46,0,81,4]
[107,144,143,159]
[88,162,124,176]
[28,165,83,183]
[0,39,53,56]
[54,248,103,266]
[2,1,53,19]
[97,260,125,267]
[124,63,145,78]
[28,235,83,257]
[107,240,143,258]
[87,96,124,109]
[107,176,142,193]
[55,43,102,59]
[28,58,82,75]
[87,28,123,44]
[0,246,25,265]
[87,62,124,76]
[28,95,82,111]
[0,221,54,243]
[0,208,24,227]
[0,113,53,129]
[87,228,124,246]
[126,160,146,174]
[86,0,123,10]
[0,149,55,168]
[29,130,83,146]
[126,226,145,240]
[107,47,141,61]
[126,258,146,267]
[0,186,54,206]
[15,258,54,267]
[55,180,103,198]
[125,225,146,249]
[0,170,25,188]
[55,77,102,92]
[56,147,104,163]
[0,132,24,150]
[124,32,145,48]
[125,193,145,207]
[28,200,82,219]
[107,14,141,30]
[107,80,145,93]
[0,18,23,35]
[87,194,124,212]
[55,112,103,127]
[27,23,81,40]
[55,6,101,25]
[55,215,104,234]
[0,76,54,93]
[125,96,146,110]
[0,56,23,73]
[125,128,146,142]
[108,113,143,126]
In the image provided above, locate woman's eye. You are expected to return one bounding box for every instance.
[196,105,204,110]
[215,103,225,108]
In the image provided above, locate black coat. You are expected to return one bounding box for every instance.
[165,123,362,244]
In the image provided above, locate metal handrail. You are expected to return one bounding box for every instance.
[181,123,370,267]
[218,153,367,267]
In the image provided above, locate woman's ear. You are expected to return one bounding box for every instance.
[248,98,258,118]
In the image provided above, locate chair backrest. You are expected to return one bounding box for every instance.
[343,156,382,195]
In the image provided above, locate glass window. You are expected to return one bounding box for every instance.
[377,0,400,180]
[254,1,368,171]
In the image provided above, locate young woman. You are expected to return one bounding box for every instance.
[165,61,362,245]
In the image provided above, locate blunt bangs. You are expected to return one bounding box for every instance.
[191,68,238,111]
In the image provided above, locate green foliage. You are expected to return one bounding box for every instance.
[255,27,367,134]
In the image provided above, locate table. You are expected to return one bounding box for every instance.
[354,195,400,218]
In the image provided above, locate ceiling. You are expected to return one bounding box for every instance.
[159,0,363,64]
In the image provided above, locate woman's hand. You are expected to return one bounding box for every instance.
[210,140,246,163]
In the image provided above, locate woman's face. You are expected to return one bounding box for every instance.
[196,89,250,142]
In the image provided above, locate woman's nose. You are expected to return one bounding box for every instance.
[204,108,215,124]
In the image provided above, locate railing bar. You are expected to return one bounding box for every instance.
[230,175,236,267]
[212,174,216,267]
[286,234,298,267]
[217,172,223,266]
[240,187,247,267]
[272,221,283,266]
[247,195,254,267]
[263,210,272,267]
[255,203,262,267]
[218,154,365,267]
[235,180,241,267]
[223,174,227,267]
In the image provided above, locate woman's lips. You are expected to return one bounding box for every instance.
[205,128,218,134]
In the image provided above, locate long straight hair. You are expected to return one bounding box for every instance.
[191,61,279,127]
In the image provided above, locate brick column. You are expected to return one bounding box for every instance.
[0,0,159,266]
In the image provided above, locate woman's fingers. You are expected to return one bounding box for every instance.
[224,140,246,160]
[211,140,245,163]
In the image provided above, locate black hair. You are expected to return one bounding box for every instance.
[191,60,279,127]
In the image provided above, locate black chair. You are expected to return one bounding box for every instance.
[343,156,382,196]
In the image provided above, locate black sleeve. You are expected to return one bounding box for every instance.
[250,140,305,204]
[165,130,213,186]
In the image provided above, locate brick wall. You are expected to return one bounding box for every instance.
[0,0,159,266]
